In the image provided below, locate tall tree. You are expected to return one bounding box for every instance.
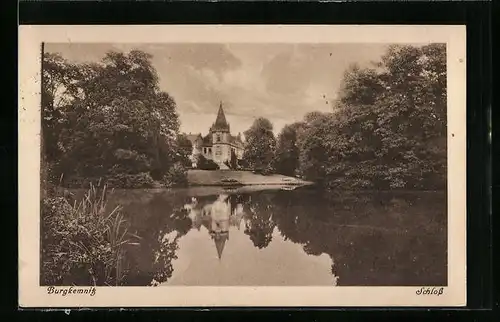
[297,43,447,189]
[229,149,238,169]
[175,134,193,168]
[41,53,79,162]
[292,44,446,189]
[297,112,341,184]
[336,44,447,189]
[273,124,300,176]
[242,117,276,171]
[44,49,182,184]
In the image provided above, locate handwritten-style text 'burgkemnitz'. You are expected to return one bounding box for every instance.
[47,286,96,296]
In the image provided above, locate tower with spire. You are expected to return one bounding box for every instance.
[211,231,229,260]
[184,194,247,261]
[210,101,231,133]
[184,101,245,169]
[208,194,231,260]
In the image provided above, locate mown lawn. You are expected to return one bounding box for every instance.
[187,170,312,186]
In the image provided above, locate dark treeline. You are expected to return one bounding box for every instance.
[42,50,190,189]
[43,44,446,190]
[243,44,447,190]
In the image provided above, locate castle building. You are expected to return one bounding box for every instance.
[185,102,245,169]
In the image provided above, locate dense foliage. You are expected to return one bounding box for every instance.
[42,50,187,188]
[242,117,276,173]
[273,124,301,176]
[176,134,194,168]
[230,149,238,169]
[243,44,447,190]
[197,155,220,170]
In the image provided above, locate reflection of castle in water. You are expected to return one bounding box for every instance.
[122,189,443,286]
[184,194,245,259]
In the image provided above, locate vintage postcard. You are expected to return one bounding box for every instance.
[19,25,466,307]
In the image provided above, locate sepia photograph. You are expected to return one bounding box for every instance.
[19,25,466,307]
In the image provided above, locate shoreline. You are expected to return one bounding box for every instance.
[187,182,313,187]
[49,170,445,193]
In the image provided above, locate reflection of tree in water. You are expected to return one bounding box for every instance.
[228,194,250,217]
[303,241,323,256]
[115,188,446,286]
[189,193,276,251]
[268,190,447,286]
[241,193,276,249]
[119,193,193,286]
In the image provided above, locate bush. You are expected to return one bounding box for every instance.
[197,155,220,170]
[63,176,104,189]
[229,149,238,169]
[41,184,137,286]
[42,160,65,186]
[106,172,155,189]
[238,158,249,169]
[163,162,188,187]
[63,172,155,189]
[252,167,273,176]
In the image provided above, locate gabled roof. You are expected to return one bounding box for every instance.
[185,133,202,144]
[229,134,244,145]
[186,133,201,140]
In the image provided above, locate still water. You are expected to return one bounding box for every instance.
[106,186,447,287]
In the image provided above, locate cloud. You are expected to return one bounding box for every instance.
[45,42,390,135]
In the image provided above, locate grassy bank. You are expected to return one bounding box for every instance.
[187,169,313,186]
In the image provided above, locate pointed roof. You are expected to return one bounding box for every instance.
[229,134,243,145]
[211,102,230,131]
[213,232,229,260]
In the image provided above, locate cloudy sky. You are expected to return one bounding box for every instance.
[46,43,390,135]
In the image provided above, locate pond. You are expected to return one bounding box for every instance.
[105,186,447,287]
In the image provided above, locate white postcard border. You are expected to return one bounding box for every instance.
[18,25,466,308]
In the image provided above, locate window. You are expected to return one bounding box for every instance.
[209,148,212,154]
[216,134,221,142]
[215,146,221,156]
